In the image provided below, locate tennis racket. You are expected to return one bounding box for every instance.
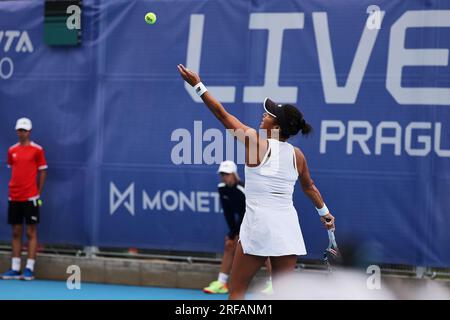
[323,226,341,272]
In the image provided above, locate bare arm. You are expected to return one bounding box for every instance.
[177,64,267,165]
[177,65,246,129]
[38,169,47,196]
[295,147,335,230]
[201,91,252,134]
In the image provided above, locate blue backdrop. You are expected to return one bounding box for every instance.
[1,0,449,267]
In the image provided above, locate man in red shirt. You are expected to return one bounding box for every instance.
[1,118,47,281]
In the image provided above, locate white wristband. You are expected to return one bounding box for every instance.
[194,82,208,97]
[316,203,329,216]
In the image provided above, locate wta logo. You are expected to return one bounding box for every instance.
[0,30,34,80]
[0,30,34,53]
[109,182,221,216]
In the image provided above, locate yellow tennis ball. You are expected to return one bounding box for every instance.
[145,12,156,25]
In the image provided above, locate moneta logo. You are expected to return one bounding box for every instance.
[110,182,135,216]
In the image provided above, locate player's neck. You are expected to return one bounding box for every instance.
[267,131,287,142]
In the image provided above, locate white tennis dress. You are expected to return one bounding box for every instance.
[239,139,307,256]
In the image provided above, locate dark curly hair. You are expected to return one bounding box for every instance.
[276,104,312,139]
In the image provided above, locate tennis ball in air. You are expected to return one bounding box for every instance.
[145,12,157,25]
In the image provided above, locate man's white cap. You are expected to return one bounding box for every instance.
[15,118,32,131]
[217,160,237,174]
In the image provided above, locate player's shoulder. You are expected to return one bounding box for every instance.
[293,145,302,153]
[293,146,305,159]
[8,143,20,151]
[30,141,44,151]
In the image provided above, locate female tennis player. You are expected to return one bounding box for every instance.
[177,64,335,300]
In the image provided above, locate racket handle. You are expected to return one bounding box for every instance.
[327,229,338,248]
